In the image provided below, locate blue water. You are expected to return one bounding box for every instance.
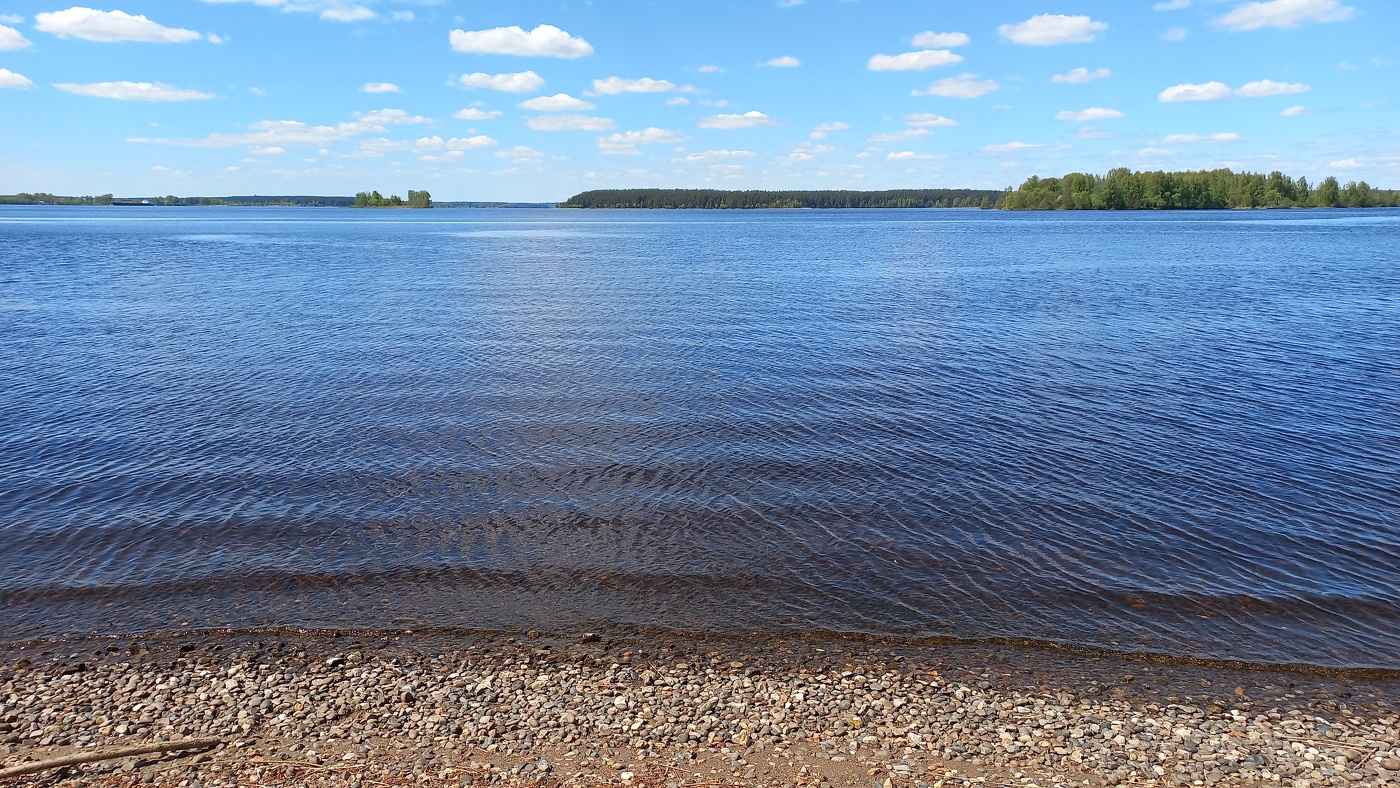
[2,206,1398,668]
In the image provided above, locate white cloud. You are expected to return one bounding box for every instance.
[592,76,690,94]
[1280,105,1309,116]
[321,6,373,22]
[250,145,283,155]
[1051,67,1111,84]
[867,49,962,71]
[449,24,593,58]
[912,73,999,98]
[455,108,502,120]
[1164,26,1190,41]
[415,135,496,152]
[0,15,23,24]
[1214,0,1355,31]
[206,32,223,44]
[129,108,429,148]
[1329,157,1361,168]
[55,81,215,101]
[518,93,595,111]
[1161,133,1241,143]
[526,114,615,131]
[362,82,399,94]
[698,111,777,129]
[810,121,850,139]
[698,65,723,73]
[673,149,756,162]
[0,24,32,50]
[905,113,957,128]
[666,96,691,106]
[1154,0,1190,9]
[777,143,835,164]
[354,138,411,157]
[392,11,413,22]
[887,151,932,161]
[597,127,684,155]
[868,128,929,143]
[1235,79,1309,97]
[911,31,970,48]
[983,142,1039,154]
[699,99,729,107]
[998,14,1107,46]
[0,68,35,89]
[763,56,800,68]
[35,7,202,43]
[458,71,545,93]
[1055,107,1124,121]
[495,145,544,163]
[1158,81,1232,102]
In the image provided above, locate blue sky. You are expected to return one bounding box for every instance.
[0,0,1396,201]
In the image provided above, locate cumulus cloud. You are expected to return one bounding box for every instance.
[129,108,430,148]
[597,127,684,155]
[912,73,999,98]
[363,82,399,93]
[414,135,497,152]
[321,6,373,22]
[699,111,777,129]
[592,76,690,94]
[354,138,411,157]
[1280,105,1309,116]
[1164,27,1190,41]
[998,14,1107,46]
[0,68,35,89]
[1154,0,1190,9]
[1214,0,1355,31]
[868,128,929,143]
[1055,107,1124,121]
[1051,67,1111,84]
[1235,79,1309,97]
[1328,157,1361,168]
[867,50,962,71]
[1162,133,1241,143]
[763,56,800,67]
[0,24,32,50]
[810,121,850,140]
[526,114,615,131]
[495,145,545,163]
[1158,81,1232,102]
[983,142,1039,154]
[35,7,202,42]
[449,24,593,58]
[777,143,835,164]
[666,96,691,106]
[518,93,595,111]
[887,151,932,160]
[0,15,23,24]
[55,81,215,101]
[454,108,502,121]
[673,149,756,162]
[905,113,957,128]
[911,31,970,48]
[698,65,723,73]
[458,71,544,93]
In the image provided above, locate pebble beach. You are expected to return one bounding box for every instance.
[2,630,1397,788]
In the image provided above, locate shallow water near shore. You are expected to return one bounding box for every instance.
[2,206,1398,668]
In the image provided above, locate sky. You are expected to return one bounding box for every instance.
[0,0,1396,202]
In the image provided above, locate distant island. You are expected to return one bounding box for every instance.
[1002,168,1399,210]
[559,189,1002,209]
[0,192,549,208]
[352,189,432,208]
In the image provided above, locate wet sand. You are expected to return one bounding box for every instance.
[2,628,1398,787]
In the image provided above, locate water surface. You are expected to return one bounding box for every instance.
[2,206,1398,668]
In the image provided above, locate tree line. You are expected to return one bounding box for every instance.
[560,189,1003,209]
[1,193,115,205]
[353,190,432,208]
[1001,168,1399,210]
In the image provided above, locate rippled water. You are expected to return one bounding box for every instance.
[2,206,1398,667]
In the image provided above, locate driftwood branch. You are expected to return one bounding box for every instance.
[0,737,222,780]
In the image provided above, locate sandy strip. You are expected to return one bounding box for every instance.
[1,629,1397,787]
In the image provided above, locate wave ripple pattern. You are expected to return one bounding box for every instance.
[1,207,1398,668]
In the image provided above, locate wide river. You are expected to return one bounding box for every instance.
[2,206,1397,668]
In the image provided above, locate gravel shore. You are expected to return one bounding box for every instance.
[2,630,1397,788]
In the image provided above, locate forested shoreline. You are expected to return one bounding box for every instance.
[1002,168,1399,210]
[560,189,1003,209]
